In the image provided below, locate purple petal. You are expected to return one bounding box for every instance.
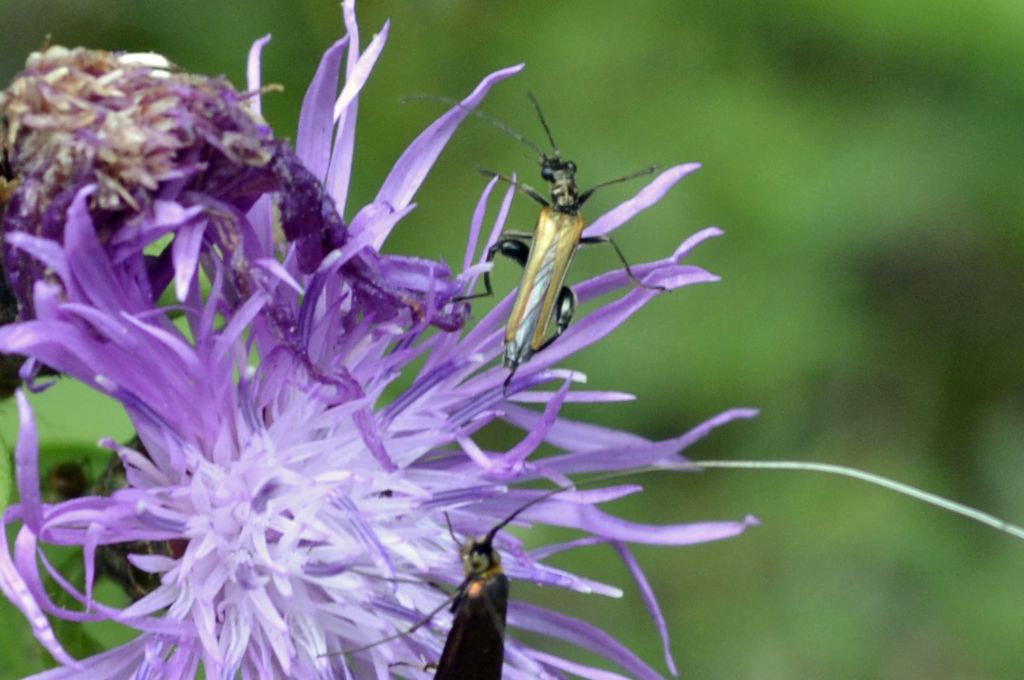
[529,536,607,561]
[14,391,42,533]
[109,201,206,254]
[573,261,718,305]
[332,21,388,124]
[324,0,365,214]
[344,202,416,260]
[510,389,636,404]
[4,233,68,283]
[509,602,665,680]
[521,501,758,546]
[612,542,677,676]
[500,378,572,471]
[63,187,119,309]
[23,637,151,679]
[501,403,652,452]
[673,226,724,260]
[354,407,397,472]
[0,516,77,666]
[296,37,349,181]
[370,64,523,246]
[508,277,707,383]
[461,174,500,273]
[171,220,206,301]
[527,649,633,680]
[584,164,701,238]
[253,258,304,294]
[245,34,273,117]
[508,408,760,475]
[119,313,203,376]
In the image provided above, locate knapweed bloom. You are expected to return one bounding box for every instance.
[0,2,757,678]
[0,40,461,332]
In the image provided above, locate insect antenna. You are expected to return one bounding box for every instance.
[400,93,546,160]
[590,165,659,191]
[526,91,560,154]
[443,511,460,547]
[579,165,660,205]
[481,479,595,544]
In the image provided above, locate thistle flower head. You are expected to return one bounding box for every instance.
[0,3,757,678]
[0,41,458,333]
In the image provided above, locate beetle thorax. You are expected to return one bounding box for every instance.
[541,155,580,214]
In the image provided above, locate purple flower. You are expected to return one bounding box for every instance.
[0,42,462,334]
[0,2,757,678]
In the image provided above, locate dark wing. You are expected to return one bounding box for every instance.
[434,573,510,680]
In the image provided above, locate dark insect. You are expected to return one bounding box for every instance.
[434,481,584,679]
[339,476,638,676]
[456,93,662,391]
[433,518,510,680]
[43,461,90,502]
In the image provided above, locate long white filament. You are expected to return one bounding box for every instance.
[694,459,1024,541]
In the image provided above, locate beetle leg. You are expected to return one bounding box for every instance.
[478,168,550,208]
[579,235,667,291]
[502,367,518,396]
[536,285,576,353]
[455,236,532,302]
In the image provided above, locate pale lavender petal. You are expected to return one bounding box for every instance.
[344,202,416,260]
[63,187,123,310]
[529,536,607,561]
[501,378,572,471]
[213,292,269,362]
[253,258,304,295]
[510,602,665,680]
[370,64,523,246]
[507,495,758,545]
[4,233,69,283]
[109,201,205,255]
[171,220,206,301]
[674,226,725,260]
[461,174,500,273]
[245,34,273,117]
[119,313,204,376]
[584,163,702,238]
[14,391,42,533]
[528,650,633,680]
[506,407,760,474]
[0,511,77,666]
[612,541,677,676]
[573,261,718,307]
[25,638,151,680]
[324,0,364,214]
[501,402,652,452]
[296,37,349,181]
[332,21,388,124]
[510,390,636,404]
[513,277,705,380]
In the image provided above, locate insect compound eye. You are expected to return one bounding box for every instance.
[541,165,554,181]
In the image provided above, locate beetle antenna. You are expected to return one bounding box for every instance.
[443,512,460,547]
[401,94,546,159]
[578,165,660,205]
[526,91,560,154]
[588,165,659,192]
[482,484,568,545]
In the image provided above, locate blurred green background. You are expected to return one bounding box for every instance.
[2,1,1023,678]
